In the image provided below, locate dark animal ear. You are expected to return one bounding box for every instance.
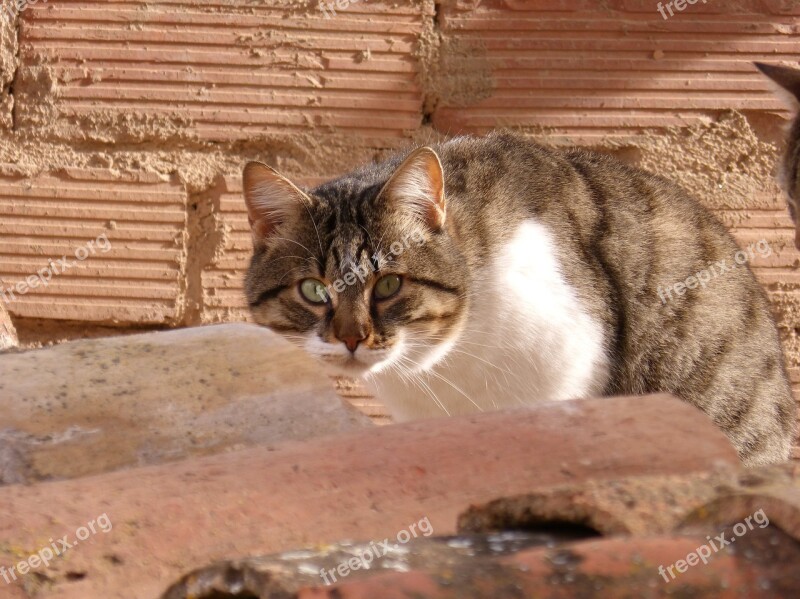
[755,62,800,106]
[242,162,310,247]
[379,147,446,231]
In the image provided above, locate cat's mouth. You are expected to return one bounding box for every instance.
[320,353,375,376]
[302,334,404,376]
[318,347,398,376]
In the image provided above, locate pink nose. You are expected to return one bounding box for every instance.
[342,336,363,353]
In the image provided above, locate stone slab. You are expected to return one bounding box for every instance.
[0,323,371,483]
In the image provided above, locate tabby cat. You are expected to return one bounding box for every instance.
[243,132,796,466]
[755,62,800,249]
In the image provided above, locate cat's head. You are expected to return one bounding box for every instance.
[242,147,470,377]
[755,62,800,248]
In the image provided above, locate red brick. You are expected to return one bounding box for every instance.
[679,464,800,541]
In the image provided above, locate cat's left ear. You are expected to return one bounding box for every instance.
[755,62,800,107]
[379,147,446,230]
[243,161,311,247]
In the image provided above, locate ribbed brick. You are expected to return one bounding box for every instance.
[199,175,250,323]
[17,0,429,142]
[434,0,800,141]
[0,168,186,323]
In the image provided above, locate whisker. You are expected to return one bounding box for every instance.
[402,355,484,413]
[395,358,451,416]
[278,265,311,285]
[447,348,515,377]
[301,203,326,259]
[270,237,323,268]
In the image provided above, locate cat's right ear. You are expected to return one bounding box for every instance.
[243,162,310,247]
[379,147,446,231]
[755,62,800,107]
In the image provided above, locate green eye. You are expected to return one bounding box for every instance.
[374,274,402,300]
[299,279,329,304]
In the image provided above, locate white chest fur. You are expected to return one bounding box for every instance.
[365,220,610,421]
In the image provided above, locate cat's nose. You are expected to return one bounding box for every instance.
[332,309,371,353]
[341,335,366,353]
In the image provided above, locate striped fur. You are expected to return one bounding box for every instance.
[244,132,796,466]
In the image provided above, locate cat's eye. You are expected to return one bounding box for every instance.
[374,274,402,300]
[299,279,329,304]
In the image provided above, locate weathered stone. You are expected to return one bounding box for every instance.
[0,430,31,486]
[286,527,800,599]
[0,394,738,598]
[457,468,740,537]
[164,464,800,598]
[679,462,800,543]
[458,463,800,544]
[0,323,371,482]
[160,526,800,599]
[162,531,585,599]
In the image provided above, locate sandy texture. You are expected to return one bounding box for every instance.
[0,299,16,351]
[415,0,494,115]
[630,111,780,211]
[0,1,15,129]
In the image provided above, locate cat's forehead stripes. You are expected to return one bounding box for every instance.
[329,229,371,283]
[310,178,389,280]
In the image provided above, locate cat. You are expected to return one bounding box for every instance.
[243,131,796,466]
[755,62,800,250]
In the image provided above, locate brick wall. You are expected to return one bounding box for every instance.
[1,0,800,437]
[17,1,426,142]
[434,0,799,140]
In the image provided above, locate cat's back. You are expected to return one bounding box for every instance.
[432,132,737,272]
[437,132,717,226]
